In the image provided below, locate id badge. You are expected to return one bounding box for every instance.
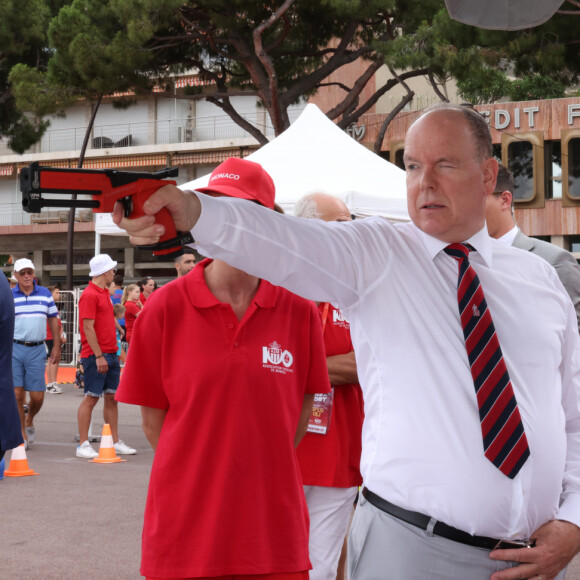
[307,389,334,435]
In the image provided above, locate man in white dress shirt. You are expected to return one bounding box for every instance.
[113,104,580,580]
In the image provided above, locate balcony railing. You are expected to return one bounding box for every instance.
[0,108,305,226]
[1,108,304,155]
[0,204,94,227]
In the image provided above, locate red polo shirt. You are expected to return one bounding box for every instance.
[296,303,364,488]
[116,260,330,578]
[123,300,140,342]
[79,281,117,357]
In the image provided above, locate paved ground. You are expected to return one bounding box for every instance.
[0,383,150,579]
[1,380,580,579]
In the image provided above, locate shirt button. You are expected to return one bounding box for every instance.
[228,323,234,329]
[234,342,239,348]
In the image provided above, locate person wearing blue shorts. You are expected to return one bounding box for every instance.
[12,258,61,448]
[76,254,136,459]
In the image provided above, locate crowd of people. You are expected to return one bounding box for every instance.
[2,102,580,580]
[3,252,187,455]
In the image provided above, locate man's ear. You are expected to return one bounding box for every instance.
[501,190,513,211]
[482,157,499,196]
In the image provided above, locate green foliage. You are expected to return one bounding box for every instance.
[0,0,68,152]
[379,2,579,106]
[47,1,156,94]
[508,75,565,101]
[4,0,579,147]
[457,69,511,104]
[8,64,77,116]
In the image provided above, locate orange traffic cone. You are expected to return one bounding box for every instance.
[90,424,126,463]
[4,444,39,477]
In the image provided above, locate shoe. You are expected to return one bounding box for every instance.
[114,440,137,455]
[24,440,29,451]
[76,440,98,459]
[23,404,28,415]
[46,382,63,394]
[25,426,35,444]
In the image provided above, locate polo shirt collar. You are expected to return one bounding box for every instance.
[14,280,39,296]
[89,280,109,294]
[416,224,493,268]
[187,259,277,309]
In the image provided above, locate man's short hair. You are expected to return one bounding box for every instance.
[113,274,124,287]
[495,164,514,195]
[294,194,322,219]
[175,247,196,263]
[421,103,493,161]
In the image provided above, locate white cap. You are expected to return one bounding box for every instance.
[89,254,118,277]
[13,258,35,273]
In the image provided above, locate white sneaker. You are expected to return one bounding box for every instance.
[25,426,35,444]
[76,440,98,458]
[114,440,137,455]
[46,382,63,394]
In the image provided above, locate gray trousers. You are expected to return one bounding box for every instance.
[348,492,566,580]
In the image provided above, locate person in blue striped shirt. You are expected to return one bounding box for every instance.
[12,258,60,448]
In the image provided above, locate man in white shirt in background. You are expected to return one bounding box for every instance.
[294,192,363,580]
[485,163,580,331]
[113,103,580,580]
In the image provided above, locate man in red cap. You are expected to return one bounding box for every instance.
[116,157,330,580]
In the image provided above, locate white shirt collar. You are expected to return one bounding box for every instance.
[496,225,519,247]
[414,224,494,268]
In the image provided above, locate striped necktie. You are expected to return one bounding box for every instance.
[444,243,529,479]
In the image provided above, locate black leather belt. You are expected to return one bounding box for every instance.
[362,488,535,551]
[14,339,44,347]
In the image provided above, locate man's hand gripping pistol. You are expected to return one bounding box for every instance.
[21,162,193,259]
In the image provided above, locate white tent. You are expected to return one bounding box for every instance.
[181,103,409,220]
[94,103,409,247]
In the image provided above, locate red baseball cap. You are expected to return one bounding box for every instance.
[196,157,275,209]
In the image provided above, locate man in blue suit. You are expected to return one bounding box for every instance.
[0,272,24,458]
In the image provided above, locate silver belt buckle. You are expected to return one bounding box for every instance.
[493,538,535,550]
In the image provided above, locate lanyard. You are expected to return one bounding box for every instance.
[321,302,330,335]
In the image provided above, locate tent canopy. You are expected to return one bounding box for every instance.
[182,103,409,221]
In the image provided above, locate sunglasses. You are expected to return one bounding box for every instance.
[17,269,34,276]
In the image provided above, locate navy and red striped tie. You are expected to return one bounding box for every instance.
[444,243,529,479]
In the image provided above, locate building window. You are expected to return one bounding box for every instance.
[545,140,562,199]
[507,141,534,201]
[394,149,405,170]
[568,137,580,198]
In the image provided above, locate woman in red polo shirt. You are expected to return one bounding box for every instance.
[138,276,156,305]
[121,284,142,344]
[116,158,331,580]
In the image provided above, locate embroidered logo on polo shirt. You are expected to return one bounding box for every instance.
[262,340,294,374]
[332,309,350,329]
